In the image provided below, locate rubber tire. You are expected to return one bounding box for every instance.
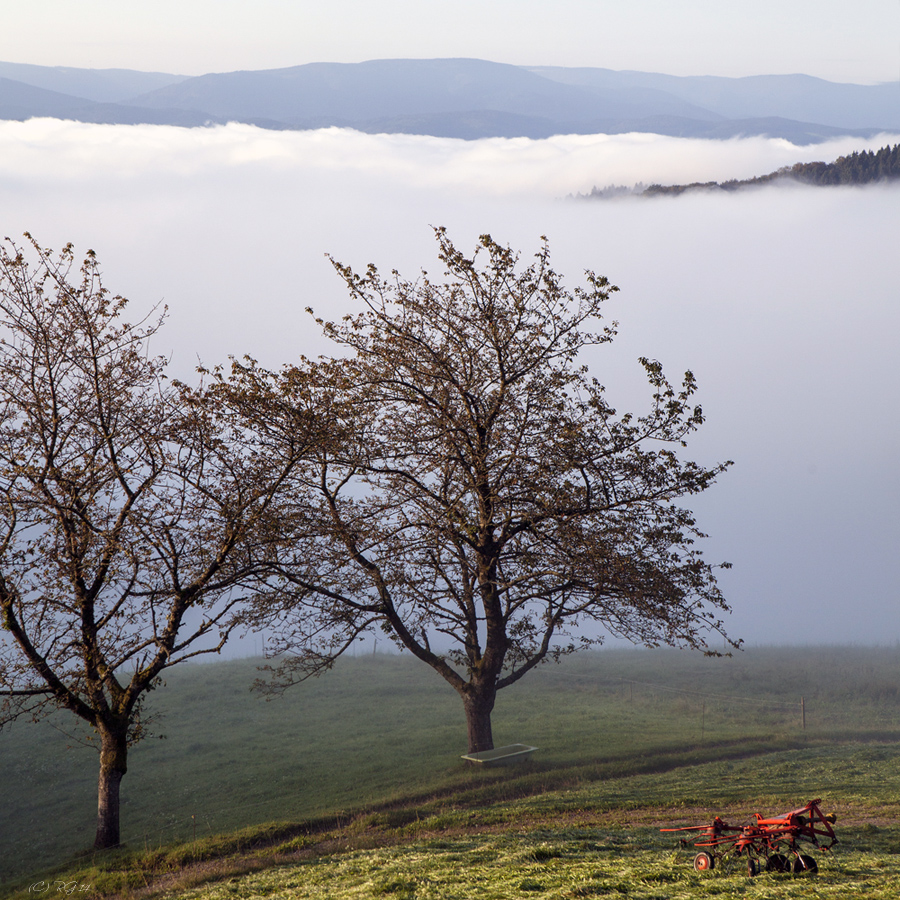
[766,855,787,873]
[747,858,759,877]
[693,852,714,872]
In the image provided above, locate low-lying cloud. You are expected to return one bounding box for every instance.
[3,118,897,196]
[1,118,898,647]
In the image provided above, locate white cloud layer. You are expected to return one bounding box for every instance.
[4,119,898,197]
[1,120,898,646]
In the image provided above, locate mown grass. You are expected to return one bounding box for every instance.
[158,822,900,900]
[2,646,900,897]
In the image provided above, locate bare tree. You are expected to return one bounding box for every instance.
[247,228,737,753]
[0,236,321,849]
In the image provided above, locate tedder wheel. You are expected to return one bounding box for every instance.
[765,855,788,873]
[693,852,715,872]
[792,855,818,875]
[747,858,759,877]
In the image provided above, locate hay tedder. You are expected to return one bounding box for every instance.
[662,798,838,877]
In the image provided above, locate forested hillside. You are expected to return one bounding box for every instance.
[779,143,900,185]
[646,143,900,196]
[583,143,900,198]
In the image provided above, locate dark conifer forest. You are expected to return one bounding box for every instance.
[778,143,900,185]
[583,143,900,198]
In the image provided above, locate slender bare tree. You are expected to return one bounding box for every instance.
[0,236,323,849]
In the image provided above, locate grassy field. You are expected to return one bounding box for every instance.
[157,817,900,900]
[2,646,900,897]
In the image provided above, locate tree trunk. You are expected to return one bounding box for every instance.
[95,723,128,850]
[463,688,496,753]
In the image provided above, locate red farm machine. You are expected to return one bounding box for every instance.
[662,798,838,877]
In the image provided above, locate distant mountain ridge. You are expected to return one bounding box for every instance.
[0,61,186,102]
[1,58,898,143]
[527,67,900,131]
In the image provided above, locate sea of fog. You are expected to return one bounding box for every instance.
[1,118,898,647]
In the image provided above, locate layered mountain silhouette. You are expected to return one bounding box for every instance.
[1,58,898,143]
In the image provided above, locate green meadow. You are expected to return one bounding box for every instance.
[2,646,900,898]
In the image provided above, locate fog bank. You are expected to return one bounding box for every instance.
[1,120,897,647]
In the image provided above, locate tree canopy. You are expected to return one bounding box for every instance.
[244,228,735,752]
[0,227,737,856]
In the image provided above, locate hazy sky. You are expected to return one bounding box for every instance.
[2,119,898,647]
[3,1,900,83]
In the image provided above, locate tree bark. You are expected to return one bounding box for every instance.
[95,723,128,850]
[463,688,496,753]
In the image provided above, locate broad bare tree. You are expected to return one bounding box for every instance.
[246,228,737,753]
[0,236,322,849]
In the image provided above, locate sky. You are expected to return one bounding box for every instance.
[1,4,899,652]
[2,1,900,84]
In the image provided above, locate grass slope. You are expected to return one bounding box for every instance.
[2,647,900,896]
[166,820,900,900]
